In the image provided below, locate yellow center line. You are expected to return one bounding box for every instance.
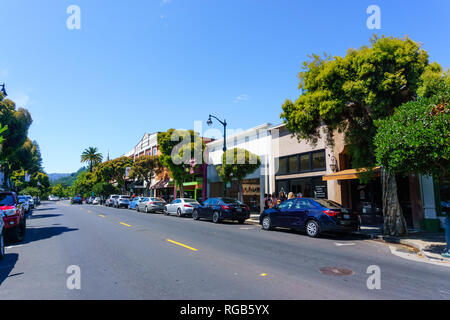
[120,222,131,227]
[87,210,92,213]
[167,239,198,252]
[99,214,105,218]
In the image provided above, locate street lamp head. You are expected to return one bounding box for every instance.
[0,84,7,97]
[207,115,213,126]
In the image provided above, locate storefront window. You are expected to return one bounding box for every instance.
[312,151,326,170]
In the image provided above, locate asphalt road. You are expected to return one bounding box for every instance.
[0,201,449,299]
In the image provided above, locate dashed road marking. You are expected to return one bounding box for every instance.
[167,239,198,251]
[120,222,131,227]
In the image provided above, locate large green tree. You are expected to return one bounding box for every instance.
[81,147,103,172]
[128,155,163,196]
[374,68,449,183]
[0,92,33,184]
[157,129,205,198]
[94,156,133,193]
[280,35,429,236]
[217,148,261,200]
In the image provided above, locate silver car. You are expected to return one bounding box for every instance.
[137,197,166,213]
[106,195,119,207]
[113,195,131,208]
[164,198,200,217]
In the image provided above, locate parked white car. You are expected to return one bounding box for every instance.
[17,195,30,213]
[92,197,101,205]
[48,195,60,201]
[24,195,34,209]
[164,198,200,217]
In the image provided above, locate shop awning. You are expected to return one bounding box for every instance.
[150,179,170,189]
[322,167,381,181]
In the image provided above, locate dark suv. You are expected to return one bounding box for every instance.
[0,191,26,243]
[71,196,83,204]
[192,197,250,224]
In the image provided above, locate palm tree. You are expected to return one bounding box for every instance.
[81,147,103,172]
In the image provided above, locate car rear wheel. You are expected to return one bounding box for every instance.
[177,208,182,217]
[192,210,199,220]
[262,216,272,230]
[212,211,220,224]
[9,220,26,243]
[145,206,149,214]
[306,220,320,238]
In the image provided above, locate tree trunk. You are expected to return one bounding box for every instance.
[382,168,408,236]
[238,181,243,202]
[179,183,184,199]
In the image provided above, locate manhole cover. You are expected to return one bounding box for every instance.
[319,267,354,276]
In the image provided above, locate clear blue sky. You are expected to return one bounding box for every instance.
[1,0,449,173]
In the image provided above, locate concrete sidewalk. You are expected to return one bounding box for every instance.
[355,226,450,263]
[247,214,450,263]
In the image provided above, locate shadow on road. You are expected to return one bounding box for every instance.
[257,226,365,241]
[21,226,78,245]
[29,214,62,220]
[0,253,19,286]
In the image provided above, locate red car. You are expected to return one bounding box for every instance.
[0,191,26,243]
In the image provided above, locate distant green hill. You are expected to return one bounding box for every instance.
[51,167,87,187]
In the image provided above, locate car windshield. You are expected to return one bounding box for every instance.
[0,194,15,206]
[150,198,164,202]
[221,198,243,205]
[314,199,345,209]
[120,196,130,200]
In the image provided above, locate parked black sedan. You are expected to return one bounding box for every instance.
[192,197,250,224]
[259,198,360,237]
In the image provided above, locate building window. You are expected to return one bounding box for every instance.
[312,151,326,170]
[153,147,157,156]
[276,150,326,176]
[288,156,298,173]
[300,154,310,171]
[278,158,288,174]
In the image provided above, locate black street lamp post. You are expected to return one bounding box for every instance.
[207,114,227,196]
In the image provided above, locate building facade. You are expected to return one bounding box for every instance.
[206,123,272,213]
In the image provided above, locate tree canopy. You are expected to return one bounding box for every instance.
[81,147,103,172]
[128,155,162,195]
[374,68,449,178]
[280,35,429,170]
[157,129,205,194]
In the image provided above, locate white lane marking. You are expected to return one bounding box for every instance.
[335,243,356,246]
[239,227,254,230]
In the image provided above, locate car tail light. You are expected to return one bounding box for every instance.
[323,210,339,217]
[149,202,155,205]
[184,204,193,208]
[221,205,232,210]
[245,206,250,211]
